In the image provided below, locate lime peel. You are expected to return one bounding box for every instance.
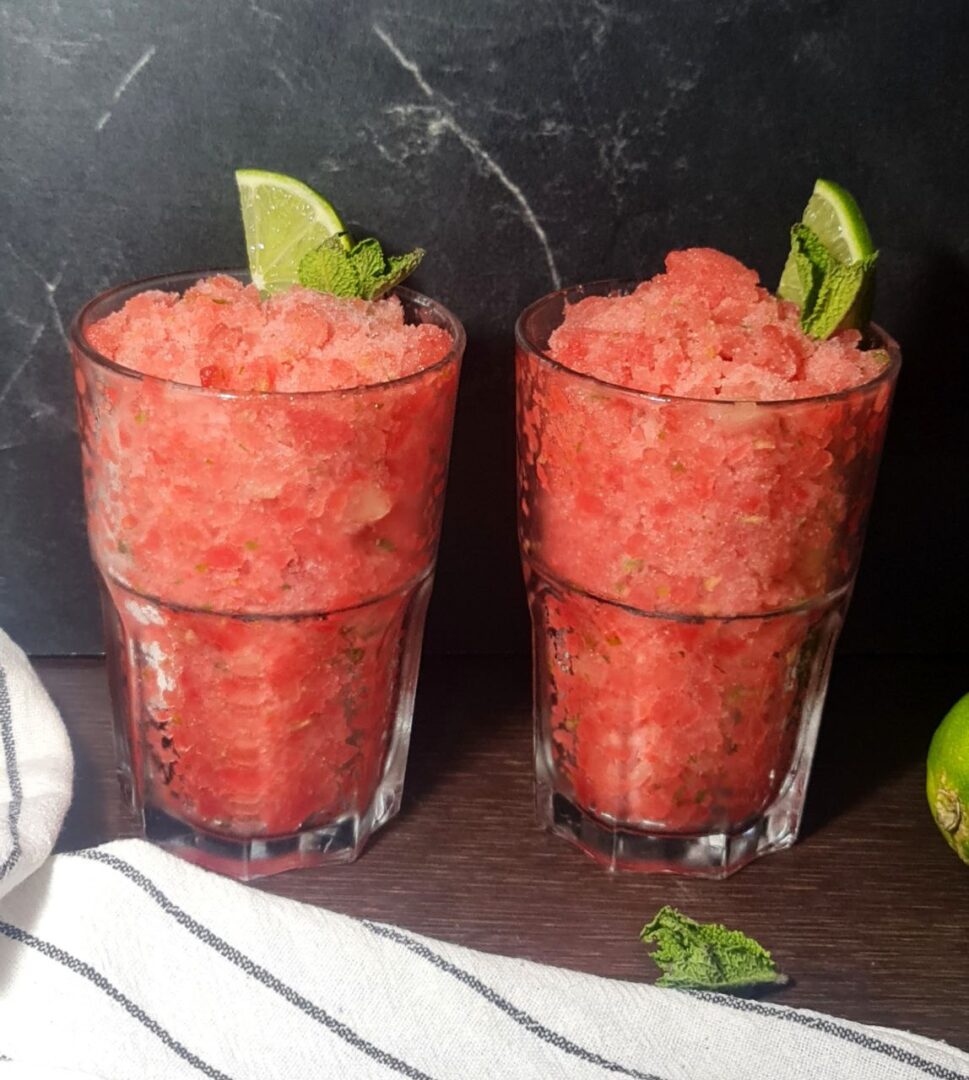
[934,786,962,834]
[927,692,969,865]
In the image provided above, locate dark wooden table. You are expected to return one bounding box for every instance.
[41,653,969,1051]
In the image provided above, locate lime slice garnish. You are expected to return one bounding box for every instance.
[235,169,350,292]
[778,178,875,306]
[802,178,874,262]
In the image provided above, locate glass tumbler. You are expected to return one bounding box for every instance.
[516,281,899,877]
[71,272,464,879]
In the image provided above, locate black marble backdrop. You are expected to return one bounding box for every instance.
[0,0,966,656]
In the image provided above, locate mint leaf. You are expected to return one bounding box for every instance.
[841,252,878,335]
[640,906,787,994]
[801,260,865,339]
[792,245,820,314]
[298,237,361,298]
[298,235,424,300]
[787,223,878,340]
[364,247,424,300]
[789,222,828,314]
[349,237,388,284]
[790,221,834,267]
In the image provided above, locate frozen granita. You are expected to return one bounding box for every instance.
[73,253,462,876]
[517,245,898,876]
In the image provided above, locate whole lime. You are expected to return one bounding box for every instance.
[927,692,969,865]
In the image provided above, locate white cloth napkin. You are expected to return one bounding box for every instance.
[1,629,967,1080]
[0,628,72,902]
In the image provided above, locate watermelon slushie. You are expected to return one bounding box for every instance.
[516,249,899,876]
[72,272,463,878]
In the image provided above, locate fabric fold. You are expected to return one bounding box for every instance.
[0,629,73,902]
[0,840,967,1080]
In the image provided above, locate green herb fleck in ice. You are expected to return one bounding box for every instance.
[640,906,788,994]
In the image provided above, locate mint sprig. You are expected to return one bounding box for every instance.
[788,223,877,339]
[640,906,788,994]
[298,235,424,301]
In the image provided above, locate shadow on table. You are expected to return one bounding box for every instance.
[800,654,967,838]
[39,661,121,853]
[802,249,969,834]
[403,653,967,841]
[402,653,531,808]
[56,733,116,852]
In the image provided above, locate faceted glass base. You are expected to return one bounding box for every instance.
[102,571,433,881]
[137,774,403,881]
[526,568,846,877]
[539,785,804,879]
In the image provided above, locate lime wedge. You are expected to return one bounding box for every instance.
[235,169,349,292]
[802,178,874,262]
[778,178,875,306]
[777,242,808,307]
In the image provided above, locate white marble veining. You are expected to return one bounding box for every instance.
[248,0,283,24]
[268,62,295,94]
[95,44,156,132]
[3,243,67,352]
[0,0,961,657]
[0,345,40,413]
[373,23,562,289]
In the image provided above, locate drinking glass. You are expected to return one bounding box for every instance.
[516,281,899,876]
[71,272,464,879]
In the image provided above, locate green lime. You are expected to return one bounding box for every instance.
[802,178,874,262]
[927,692,969,865]
[778,178,876,307]
[777,249,807,308]
[235,169,349,292]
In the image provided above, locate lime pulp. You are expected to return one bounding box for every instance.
[235,169,349,292]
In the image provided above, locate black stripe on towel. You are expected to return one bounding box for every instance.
[0,666,22,882]
[363,920,667,1080]
[72,849,437,1080]
[686,991,969,1080]
[0,920,233,1080]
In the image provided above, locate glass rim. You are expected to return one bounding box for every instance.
[69,268,466,400]
[514,277,901,408]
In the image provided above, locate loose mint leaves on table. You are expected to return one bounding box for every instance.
[640,906,788,994]
[298,235,425,301]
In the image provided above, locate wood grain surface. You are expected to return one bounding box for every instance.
[41,654,969,1051]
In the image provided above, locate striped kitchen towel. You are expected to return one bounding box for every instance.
[1,631,968,1079]
[0,628,72,903]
